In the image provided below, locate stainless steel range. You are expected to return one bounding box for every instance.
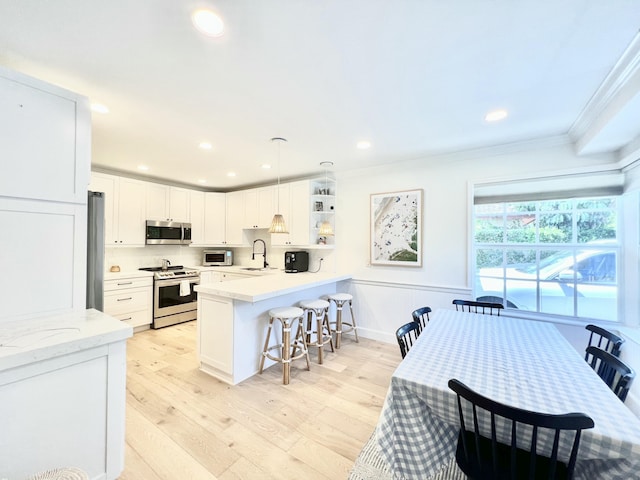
[139,265,200,329]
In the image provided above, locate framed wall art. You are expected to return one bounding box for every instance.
[370,189,422,266]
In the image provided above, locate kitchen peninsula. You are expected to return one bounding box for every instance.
[195,271,351,385]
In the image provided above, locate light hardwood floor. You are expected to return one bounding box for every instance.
[120,321,400,479]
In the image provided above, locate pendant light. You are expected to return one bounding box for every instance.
[269,137,289,234]
[318,161,334,236]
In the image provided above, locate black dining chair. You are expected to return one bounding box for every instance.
[452,299,504,316]
[448,378,594,480]
[585,346,635,402]
[411,306,432,331]
[396,321,421,359]
[584,324,624,358]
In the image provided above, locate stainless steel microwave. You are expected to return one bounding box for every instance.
[145,220,192,245]
[203,249,233,266]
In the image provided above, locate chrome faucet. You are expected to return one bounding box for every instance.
[161,258,171,271]
[252,239,268,269]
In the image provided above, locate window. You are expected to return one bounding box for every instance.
[473,197,619,322]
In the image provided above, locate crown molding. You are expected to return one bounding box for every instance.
[570,32,640,154]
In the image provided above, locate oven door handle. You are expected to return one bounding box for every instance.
[156,278,200,287]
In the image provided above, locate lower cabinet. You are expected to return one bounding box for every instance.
[104,275,152,330]
[198,296,234,378]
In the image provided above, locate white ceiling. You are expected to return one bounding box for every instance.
[1,0,640,190]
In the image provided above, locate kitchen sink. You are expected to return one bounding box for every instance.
[241,267,264,271]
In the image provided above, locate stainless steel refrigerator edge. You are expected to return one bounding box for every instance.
[86,191,105,311]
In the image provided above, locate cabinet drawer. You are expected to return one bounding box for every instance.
[104,287,151,314]
[110,309,151,328]
[104,276,152,291]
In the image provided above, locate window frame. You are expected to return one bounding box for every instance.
[472,196,621,323]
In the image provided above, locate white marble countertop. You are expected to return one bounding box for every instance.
[0,309,133,372]
[195,271,352,302]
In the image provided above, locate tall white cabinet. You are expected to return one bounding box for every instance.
[0,66,130,480]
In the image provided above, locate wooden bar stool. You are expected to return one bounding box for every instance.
[259,306,310,384]
[327,293,359,348]
[299,299,334,364]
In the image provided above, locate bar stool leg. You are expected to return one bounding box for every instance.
[259,317,274,374]
[335,302,344,349]
[349,299,359,343]
[282,319,291,385]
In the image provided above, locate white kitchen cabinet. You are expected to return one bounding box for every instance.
[203,192,226,245]
[189,190,205,245]
[169,187,190,222]
[145,184,191,222]
[104,275,152,330]
[225,191,247,245]
[198,296,234,377]
[0,310,131,480]
[0,66,90,204]
[90,173,145,246]
[271,180,311,246]
[244,186,275,229]
[0,66,90,322]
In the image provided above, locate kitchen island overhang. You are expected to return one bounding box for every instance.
[195,271,352,385]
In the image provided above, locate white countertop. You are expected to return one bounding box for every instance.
[104,269,154,281]
[191,265,282,276]
[195,271,352,302]
[0,308,133,372]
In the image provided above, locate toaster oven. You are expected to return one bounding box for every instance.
[203,249,233,266]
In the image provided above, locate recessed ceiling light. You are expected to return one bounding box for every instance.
[198,179,207,184]
[192,9,224,37]
[357,140,371,149]
[137,165,149,171]
[227,172,236,177]
[261,164,271,169]
[199,142,212,150]
[485,109,508,122]
[91,103,109,114]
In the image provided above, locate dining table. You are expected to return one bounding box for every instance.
[376,309,640,480]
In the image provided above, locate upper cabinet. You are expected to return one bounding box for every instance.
[89,173,146,246]
[244,186,275,229]
[0,66,90,204]
[1,66,91,322]
[272,181,313,247]
[225,191,246,245]
[189,191,205,245]
[203,192,226,245]
[145,184,190,222]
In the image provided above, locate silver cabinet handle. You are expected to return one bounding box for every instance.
[117,297,132,301]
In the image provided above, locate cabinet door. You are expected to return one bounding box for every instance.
[117,178,146,246]
[225,191,246,245]
[199,296,234,374]
[244,187,275,229]
[190,191,205,245]
[145,183,169,221]
[169,187,190,222]
[0,73,84,203]
[204,192,226,244]
[89,173,117,245]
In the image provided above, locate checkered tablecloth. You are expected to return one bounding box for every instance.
[377,309,640,480]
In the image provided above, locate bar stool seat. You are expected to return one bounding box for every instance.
[327,293,359,348]
[299,299,334,364]
[259,306,310,384]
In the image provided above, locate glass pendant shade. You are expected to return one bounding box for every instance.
[269,213,288,234]
[318,220,334,236]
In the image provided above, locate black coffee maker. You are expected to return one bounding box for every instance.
[284,251,309,273]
